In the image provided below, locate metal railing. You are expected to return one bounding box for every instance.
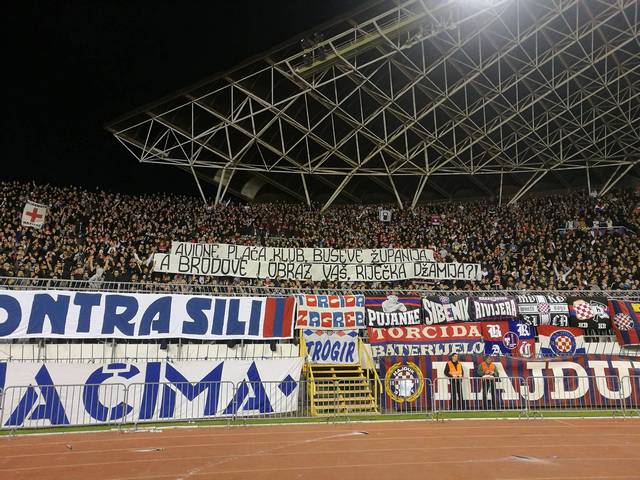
[1,276,639,299]
[2,375,639,431]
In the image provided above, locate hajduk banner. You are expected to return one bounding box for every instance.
[422,295,472,325]
[303,329,359,365]
[481,320,535,358]
[567,295,612,330]
[379,355,640,410]
[368,324,484,357]
[365,295,422,327]
[609,300,640,346]
[0,358,303,427]
[516,294,570,326]
[295,295,365,330]
[0,289,295,340]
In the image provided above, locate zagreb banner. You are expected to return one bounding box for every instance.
[516,294,570,326]
[368,324,484,357]
[0,290,295,340]
[379,355,640,410]
[295,295,365,330]
[365,295,422,327]
[0,358,304,427]
[303,329,359,364]
[608,300,640,346]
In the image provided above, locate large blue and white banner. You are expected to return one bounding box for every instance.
[0,358,303,427]
[303,329,359,364]
[0,289,295,340]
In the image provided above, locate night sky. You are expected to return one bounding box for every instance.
[5,0,363,194]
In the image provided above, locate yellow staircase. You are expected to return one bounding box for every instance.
[301,336,382,417]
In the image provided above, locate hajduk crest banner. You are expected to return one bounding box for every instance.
[295,295,365,330]
[379,355,640,410]
[368,324,484,357]
[516,294,570,326]
[422,295,472,325]
[537,326,586,356]
[365,295,422,327]
[481,320,535,358]
[567,296,611,330]
[303,329,359,364]
[153,242,481,282]
[0,289,295,340]
[0,358,303,427]
[608,300,640,346]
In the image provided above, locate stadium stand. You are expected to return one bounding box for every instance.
[1,181,639,291]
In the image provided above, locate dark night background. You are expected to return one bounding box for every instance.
[4,1,363,195]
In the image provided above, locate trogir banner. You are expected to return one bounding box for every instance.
[0,289,295,340]
[0,358,303,427]
[303,329,359,364]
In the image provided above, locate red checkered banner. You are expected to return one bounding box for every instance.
[567,296,611,330]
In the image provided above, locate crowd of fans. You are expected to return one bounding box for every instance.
[1,180,639,292]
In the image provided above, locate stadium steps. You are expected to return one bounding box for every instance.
[308,364,379,416]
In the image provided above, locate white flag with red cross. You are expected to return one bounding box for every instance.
[21,200,48,229]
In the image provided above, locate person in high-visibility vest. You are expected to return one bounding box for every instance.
[476,355,498,410]
[444,353,463,410]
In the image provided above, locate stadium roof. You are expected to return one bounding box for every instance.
[107,0,639,208]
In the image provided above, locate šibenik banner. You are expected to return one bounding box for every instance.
[365,295,422,327]
[368,324,484,357]
[295,295,365,330]
[379,355,640,409]
[0,358,303,428]
[0,289,295,340]
[303,329,359,364]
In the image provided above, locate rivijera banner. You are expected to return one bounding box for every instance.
[608,300,640,346]
[295,295,365,330]
[516,294,570,326]
[0,359,304,427]
[422,295,472,325]
[303,329,359,364]
[368,324,484,357]
[171,242,435,263]
[365,295,422,327]
[472,296,518,322]
[0,290,295,340]
[153,253,482,282]
[567,295,612,330]
[379,355,640,409]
